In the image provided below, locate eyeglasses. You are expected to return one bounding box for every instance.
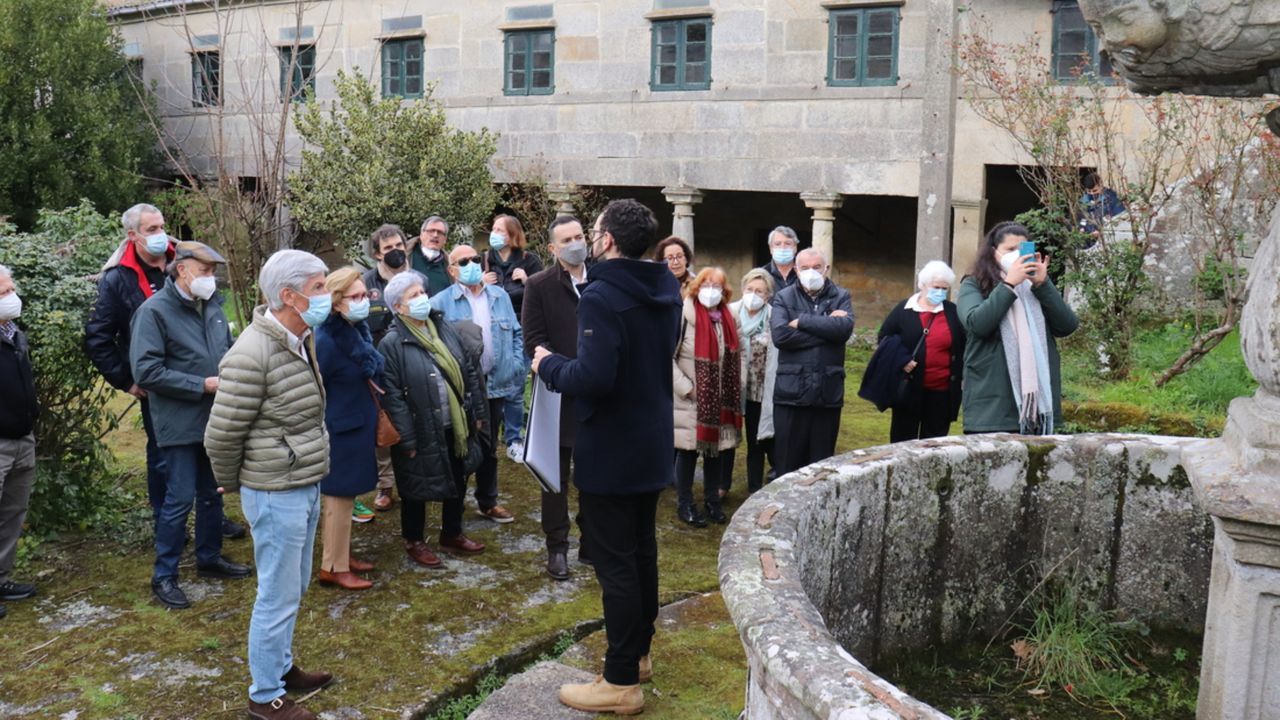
[455,256,481,267]
[589,228,606,240]
[423,229,447,237]
[663,255,686,264]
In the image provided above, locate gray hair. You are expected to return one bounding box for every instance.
[917,260,956,290]
[420,215,449,233]
[259,249,328,310]
[121,203,162,234]
[384,270,427,313]
[768,226,799,247]
[797,247,828,267]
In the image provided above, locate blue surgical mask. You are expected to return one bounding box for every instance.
[407,294,433,321]
[299,292,332,328]
[344,298,370,322]
[489,232,506,251]
[145,233,169,256]
[459,261,483,286]
[927,288,948,305]
[772,247,795,266]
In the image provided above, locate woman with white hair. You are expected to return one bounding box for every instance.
[876,260,967,442]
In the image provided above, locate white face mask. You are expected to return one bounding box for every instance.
[999,250,1020,272]
[423,247,441,261]
[799,268,824,292]
[0,292,21,321]
[743,292,766,312]
[697,287,723,309]
[190,275,217,300]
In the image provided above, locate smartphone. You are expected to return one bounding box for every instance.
[1019,240,1036,263]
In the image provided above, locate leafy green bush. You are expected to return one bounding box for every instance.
[0,200,133,533]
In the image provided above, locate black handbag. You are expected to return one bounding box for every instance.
[893,312,939,408]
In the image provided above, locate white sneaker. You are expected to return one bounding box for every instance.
[506,442,525,464]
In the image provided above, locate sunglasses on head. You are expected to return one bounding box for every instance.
[456,256,481,267]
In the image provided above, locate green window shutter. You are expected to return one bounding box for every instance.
[505,30,555,96]
[651,18,711,91]
[828,7,897,87]
[280,45,316,102]
[383,39,424,99]
[192,51,220,107]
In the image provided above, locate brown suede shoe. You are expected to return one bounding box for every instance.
[348,557,375,572]
[282,664,333,692]
[439,533,486,554]
[248,696,316,720]
[317,570,373,591]
[405,540,443,568]
[559,676,643,715]
[373,487,395,511]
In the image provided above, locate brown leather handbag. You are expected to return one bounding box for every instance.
[368,381,401,448]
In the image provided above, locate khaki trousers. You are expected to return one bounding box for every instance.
[376,447,394,491]
[320,495,354,573]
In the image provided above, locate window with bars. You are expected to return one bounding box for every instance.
[279,44,316,102]
[1052,0,1113,82]
[504,29,554,96]
[827,7,899,87]
[382,38,425,99]
[651,18,711,91]
[192,51,220,107]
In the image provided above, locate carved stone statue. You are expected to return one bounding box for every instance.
[1079,0,1280,96]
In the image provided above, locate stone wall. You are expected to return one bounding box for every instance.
[718,434,1213,720]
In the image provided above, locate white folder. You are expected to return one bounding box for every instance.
[523,379,563,493]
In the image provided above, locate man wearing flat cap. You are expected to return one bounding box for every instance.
[130,241,251,609]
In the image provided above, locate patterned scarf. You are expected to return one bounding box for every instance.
[0,321,15,344]
[694,303,742,454]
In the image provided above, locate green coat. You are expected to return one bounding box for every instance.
[409,243,452,297]
[956,277,1078,433]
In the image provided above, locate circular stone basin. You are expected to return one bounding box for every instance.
[718,434,1213,720]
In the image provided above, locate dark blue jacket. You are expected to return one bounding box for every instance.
[315,313,385,497]
[0,324,38,440]
[771,279,855,409]
[539,258,682,495]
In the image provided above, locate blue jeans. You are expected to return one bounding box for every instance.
[139,397,169,518]
[241,483,322,704]
[154,444,223,581]
[501,390,524,447]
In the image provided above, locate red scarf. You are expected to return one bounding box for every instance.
[694,302,742,454]
[119,240,170,299]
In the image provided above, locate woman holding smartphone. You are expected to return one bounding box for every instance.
[957,222,1078,435]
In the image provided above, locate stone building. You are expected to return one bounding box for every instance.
[106,0,1121,324]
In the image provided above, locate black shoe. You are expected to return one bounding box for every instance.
[197,556,253,580]
[222,517,247,540]
[576,549,594,567]
[152,577,191,609]
[546,551,570,581]
[678,506,708,528]
[0,580,36,601]
[705,504,728,525]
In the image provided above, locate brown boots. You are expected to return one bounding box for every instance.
[558,676,644,715]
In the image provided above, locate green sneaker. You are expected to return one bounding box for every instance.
[352,500,375,523]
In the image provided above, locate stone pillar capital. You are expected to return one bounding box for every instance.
[801,191,844,219]
[545,183,577,218]
[661,186,704,211]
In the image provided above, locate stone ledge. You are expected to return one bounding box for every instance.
[467,661,596,720]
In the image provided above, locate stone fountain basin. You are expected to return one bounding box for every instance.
[718,434,1213,720]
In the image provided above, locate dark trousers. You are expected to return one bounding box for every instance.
[541,447,585,555]
[579,490,660,686]
[154,444,223,580]
[721,400,775,494]
[139,397,169,517]
[400,450,467,541]
[773,405,842,476]
[468,399,503,512]
[889,390,953,443]
[675,449,722,512]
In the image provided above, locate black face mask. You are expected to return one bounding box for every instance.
[383,249,407,269]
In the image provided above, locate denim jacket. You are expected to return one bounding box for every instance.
[432,283,528,399]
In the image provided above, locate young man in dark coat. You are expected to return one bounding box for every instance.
[361,224,410,511]
[0,265,39,618]
[771,247,854,475]
[130,242,250,609]
[533,199,682,716]
[521,215,591,581]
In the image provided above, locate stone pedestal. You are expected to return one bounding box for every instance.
[546,183,577,218]
[661,185,703,248]
[801,191,844,271]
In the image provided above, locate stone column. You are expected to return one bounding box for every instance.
[950,198,987,281]
[661,186,704,249]
[914,0,960,271]
[546,183,577,218]
[801,191,844,270]
[1184,212,1280,720]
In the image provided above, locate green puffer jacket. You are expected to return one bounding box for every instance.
[956,276,1078,433]
[204,306,329,492]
